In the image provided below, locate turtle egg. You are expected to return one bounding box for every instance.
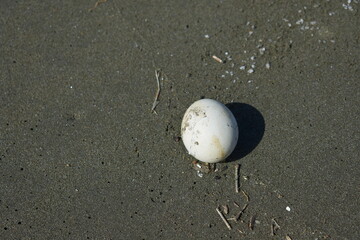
[181,99,238,163]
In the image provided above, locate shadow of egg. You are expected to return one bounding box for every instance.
[225,103,265,162]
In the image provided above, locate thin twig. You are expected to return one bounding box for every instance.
[285,235,292,240]
[238,229,245,234]
[272,218,280,230]
[241,190,250,202]
[216,207,232,230]
[235,203,248,221]
[223,205,229,215]
[214,163,219,172]
[212,55,223,63]
[151,69,161,114]
[271,218,280,236]
[89,0,107,11]
[233,201,240,208]
[249,215,255,230]
[235,164,240,193]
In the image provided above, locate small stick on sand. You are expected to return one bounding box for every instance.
[242,190,250,202]
[151,69,161,114]
[233,201,240,208]
[271,223,275,236]
[285,235,293,240]
[249,215,255,230]
[223,205,229,215]
[271,218,280,236]
[235,164,240,193]
[214,163,219,172]
[235,203,248,221]
[89,0,107,11]
[272,218,280,230]
[212,55,223,63]
[216,207,232,230]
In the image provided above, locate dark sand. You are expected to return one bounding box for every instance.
[1,0,359,239]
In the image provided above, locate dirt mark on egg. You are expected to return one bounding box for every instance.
[212,135,225,160]
[181,107,207,135]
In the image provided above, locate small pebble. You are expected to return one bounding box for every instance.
[259,47,266,55]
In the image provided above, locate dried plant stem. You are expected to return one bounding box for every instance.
[249,215,255,230]
[242,190,250,202]
[235,203,248,221]
[223,205,229,215]
[89,0,107,11]
[235,164,240,193]
[151,69,161,114]
[271,218,281,236]
[272,218,280,230]
[212,55,223,63]
[233,201,240,208]
[285,235,293,240]
[216,207,232,230]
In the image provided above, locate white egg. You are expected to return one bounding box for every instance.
[181,99,238,163]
